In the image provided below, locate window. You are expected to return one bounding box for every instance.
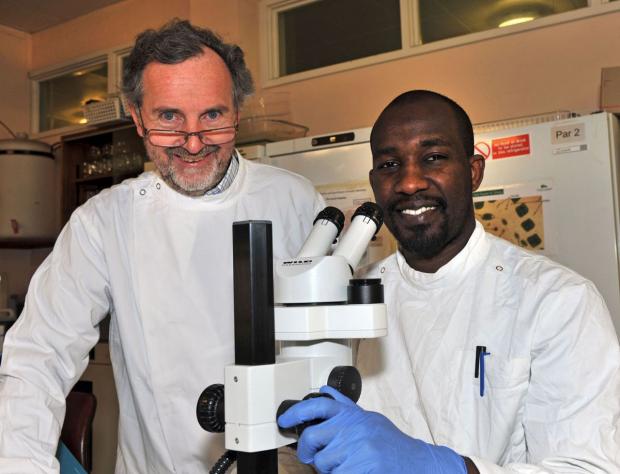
[277,0,402,76]
[262,0,616,83]
[38,62,108,132]
[30,45,131,135]
[419,0,588,44]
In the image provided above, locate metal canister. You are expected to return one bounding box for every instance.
[0,136,57,239]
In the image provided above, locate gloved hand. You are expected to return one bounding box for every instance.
[277,385,467,474]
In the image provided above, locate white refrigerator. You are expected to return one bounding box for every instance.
[260,112,620,336]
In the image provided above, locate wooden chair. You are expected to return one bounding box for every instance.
[61,391,97,472]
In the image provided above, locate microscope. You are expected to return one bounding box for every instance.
[197,202,387,474]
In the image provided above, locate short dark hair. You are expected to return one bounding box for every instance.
[122,19,254,109]
[371,90,474,156]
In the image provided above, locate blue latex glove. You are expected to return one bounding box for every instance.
[278,385,467,474]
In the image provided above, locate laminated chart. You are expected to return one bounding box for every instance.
[473,183,552,251]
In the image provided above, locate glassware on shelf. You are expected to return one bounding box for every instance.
[113,139,130,174]
[81,146,101,177]
[101,143,113,175]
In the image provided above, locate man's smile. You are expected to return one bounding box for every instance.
[401,206,437,216]
[166,145,220,165]
[394,198,444,215]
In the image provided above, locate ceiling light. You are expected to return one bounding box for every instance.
[499,16,535,28]
[79,118,88,124]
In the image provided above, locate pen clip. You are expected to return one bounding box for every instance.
[474,346,482,378]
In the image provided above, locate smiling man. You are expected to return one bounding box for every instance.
[278,91,620,473]
[368,91,483,273]
[0,20,324,473]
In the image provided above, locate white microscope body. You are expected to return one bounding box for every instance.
[198,203,387,472]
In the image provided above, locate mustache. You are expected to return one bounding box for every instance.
[164,144,220,159]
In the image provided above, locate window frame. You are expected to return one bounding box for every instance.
[259,0,620,87]
[29,44,132,138]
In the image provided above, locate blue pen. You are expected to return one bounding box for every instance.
[474,345,491,397]
[479,349,491,397]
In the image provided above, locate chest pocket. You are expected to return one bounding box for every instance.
[481,352,530,393]
[439,349,530,396]
[434,349,531,459]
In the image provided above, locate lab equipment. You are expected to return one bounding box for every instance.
[197,202,387,473]
[0,135,57,240]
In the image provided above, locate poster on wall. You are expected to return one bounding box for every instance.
[316,181,397,267]
[473,181,554,252]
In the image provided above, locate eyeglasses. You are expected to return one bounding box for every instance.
[143,124,238,147]
[137,108,238,147]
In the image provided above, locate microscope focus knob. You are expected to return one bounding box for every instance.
[327,366,362,403]
[196,384,226,433]
[277,392,334,437]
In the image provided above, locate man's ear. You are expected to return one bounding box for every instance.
[128,103,144,137]
[470,154,485,192]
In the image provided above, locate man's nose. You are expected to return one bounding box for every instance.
[183,133,206,154]
[395,162,429,194]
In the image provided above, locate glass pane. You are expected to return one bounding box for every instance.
[419,0,588,44]
[278,0,401,76]
[39,62,108,132]
[120,55,129,91]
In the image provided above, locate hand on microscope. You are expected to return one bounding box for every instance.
[277,385,471,474]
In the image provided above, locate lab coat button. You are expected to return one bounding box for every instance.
[139,189,146,196]
[156,183,161,190]
[496,265,503,271]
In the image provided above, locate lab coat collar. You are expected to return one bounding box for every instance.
[397,221,490,289]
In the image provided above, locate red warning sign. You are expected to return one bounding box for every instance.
[491,134,531,160]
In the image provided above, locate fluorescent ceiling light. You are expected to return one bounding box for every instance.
[498,16,535,28]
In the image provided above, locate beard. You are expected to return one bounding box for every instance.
[384,196,450,259]
[148,142,232,196]
[396,218,450,259]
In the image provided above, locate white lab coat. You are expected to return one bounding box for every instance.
[0,156,325,473]
[357,222,620,473]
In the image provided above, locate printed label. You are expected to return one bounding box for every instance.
[551,123,585,144]
[491,134,531,160]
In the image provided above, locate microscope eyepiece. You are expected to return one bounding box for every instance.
[296,206,346,258]
[332,202,384,271]
[313,206,345,235]
[351,201,383,236]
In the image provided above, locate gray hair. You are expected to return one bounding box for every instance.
[122,19,254,109]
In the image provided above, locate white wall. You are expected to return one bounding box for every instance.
[0,25,30,134]
[0,26,36,301]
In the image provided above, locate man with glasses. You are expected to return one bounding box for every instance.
[0,20,323,473]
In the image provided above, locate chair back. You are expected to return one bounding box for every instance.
[61,390,97,472]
